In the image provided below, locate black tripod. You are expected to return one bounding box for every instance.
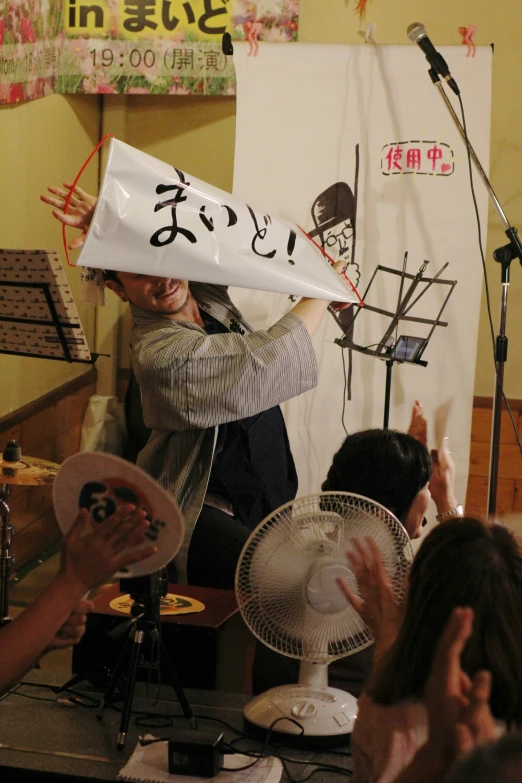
[96,574,197,750]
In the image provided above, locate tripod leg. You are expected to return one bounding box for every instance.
[97,622,135,720]
[154,631,197,729]
[117,628,144,750]
[383,359,393,429]
[55,673,88,694]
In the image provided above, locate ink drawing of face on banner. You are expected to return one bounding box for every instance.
[53,452,184,578]
[308,144,360,287]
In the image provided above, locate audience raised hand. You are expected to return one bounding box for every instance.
[429,438,459,517]
[407,399,459,521]
[40,183,97,249]
[391,606,497,783]
[407,399,428,447]
[348,518,521,783]
[338,537,404,668]
[0,504,156,696]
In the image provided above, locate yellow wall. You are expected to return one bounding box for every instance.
[0,94,99,417]
[1,0,521,420]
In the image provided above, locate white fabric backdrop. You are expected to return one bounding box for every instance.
[231,43,492,516]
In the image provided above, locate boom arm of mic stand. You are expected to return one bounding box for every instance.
[427,67,521,517]
[427,68,522,262]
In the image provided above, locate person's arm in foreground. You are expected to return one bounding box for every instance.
[429,438,459,517]
[338,537,404,671]
[391,607,497,783]
[0,504,156,696]
[407,400,459,517]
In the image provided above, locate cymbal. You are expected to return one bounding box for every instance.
[0,455,60,486]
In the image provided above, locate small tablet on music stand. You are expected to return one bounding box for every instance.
[391,335,427,363]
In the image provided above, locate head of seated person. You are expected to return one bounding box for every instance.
[444,731,522,783]
[370,517,522,725]
[322,429,432,539]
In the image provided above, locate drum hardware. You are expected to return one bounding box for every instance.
[0,440,59,626]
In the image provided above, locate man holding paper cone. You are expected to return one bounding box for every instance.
[42,182,352,589]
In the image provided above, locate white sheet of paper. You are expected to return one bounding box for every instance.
[117,741,283,783]
[77,138,357,303]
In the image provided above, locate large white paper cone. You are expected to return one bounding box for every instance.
[77,139,357,303]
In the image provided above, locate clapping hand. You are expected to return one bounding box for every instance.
[407,399,428,446]
[40,183,97,249]
[407,401,458,517]
[429,437,458,515]
[59,504,157,594]
[389,607,497,783]
[423,607,497,762]
[338,537,404,663]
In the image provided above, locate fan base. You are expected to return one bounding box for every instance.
[243,684,357,748]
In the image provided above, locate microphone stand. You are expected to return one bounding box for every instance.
[426,67,522,516]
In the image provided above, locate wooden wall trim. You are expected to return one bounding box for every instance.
[0,368,97,433]
[473,396,522,412]
[113,376,522,415]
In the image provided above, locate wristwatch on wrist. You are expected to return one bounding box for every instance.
[435,504,464,523]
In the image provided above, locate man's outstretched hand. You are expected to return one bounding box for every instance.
[40,183,97,249]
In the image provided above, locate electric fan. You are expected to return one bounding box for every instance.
[235,492,413,743]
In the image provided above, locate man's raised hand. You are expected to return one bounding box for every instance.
[40,183,97,249]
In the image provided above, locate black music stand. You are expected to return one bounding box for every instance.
[332,254,457,428]
[0,249,96,365]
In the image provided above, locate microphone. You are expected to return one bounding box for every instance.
[407,22,460,96]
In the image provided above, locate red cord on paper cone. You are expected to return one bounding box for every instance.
[297,225,363,306]
[62,133,114,267]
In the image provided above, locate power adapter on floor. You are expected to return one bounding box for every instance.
[168,727,224,778]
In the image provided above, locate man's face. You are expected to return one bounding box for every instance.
[106,273,190,317]
[323,220,354,261]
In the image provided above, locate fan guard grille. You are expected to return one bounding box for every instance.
[235,492,412,662]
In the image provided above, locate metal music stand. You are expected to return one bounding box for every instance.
[332,254,457,428]
[0,249,96,365]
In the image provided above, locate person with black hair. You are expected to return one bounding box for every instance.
[322,425,460,540]
[253,414,460,697]
[324,425,459,694]
[339,517,522,783]
[387,605,499,783]
[442,732,522,783]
